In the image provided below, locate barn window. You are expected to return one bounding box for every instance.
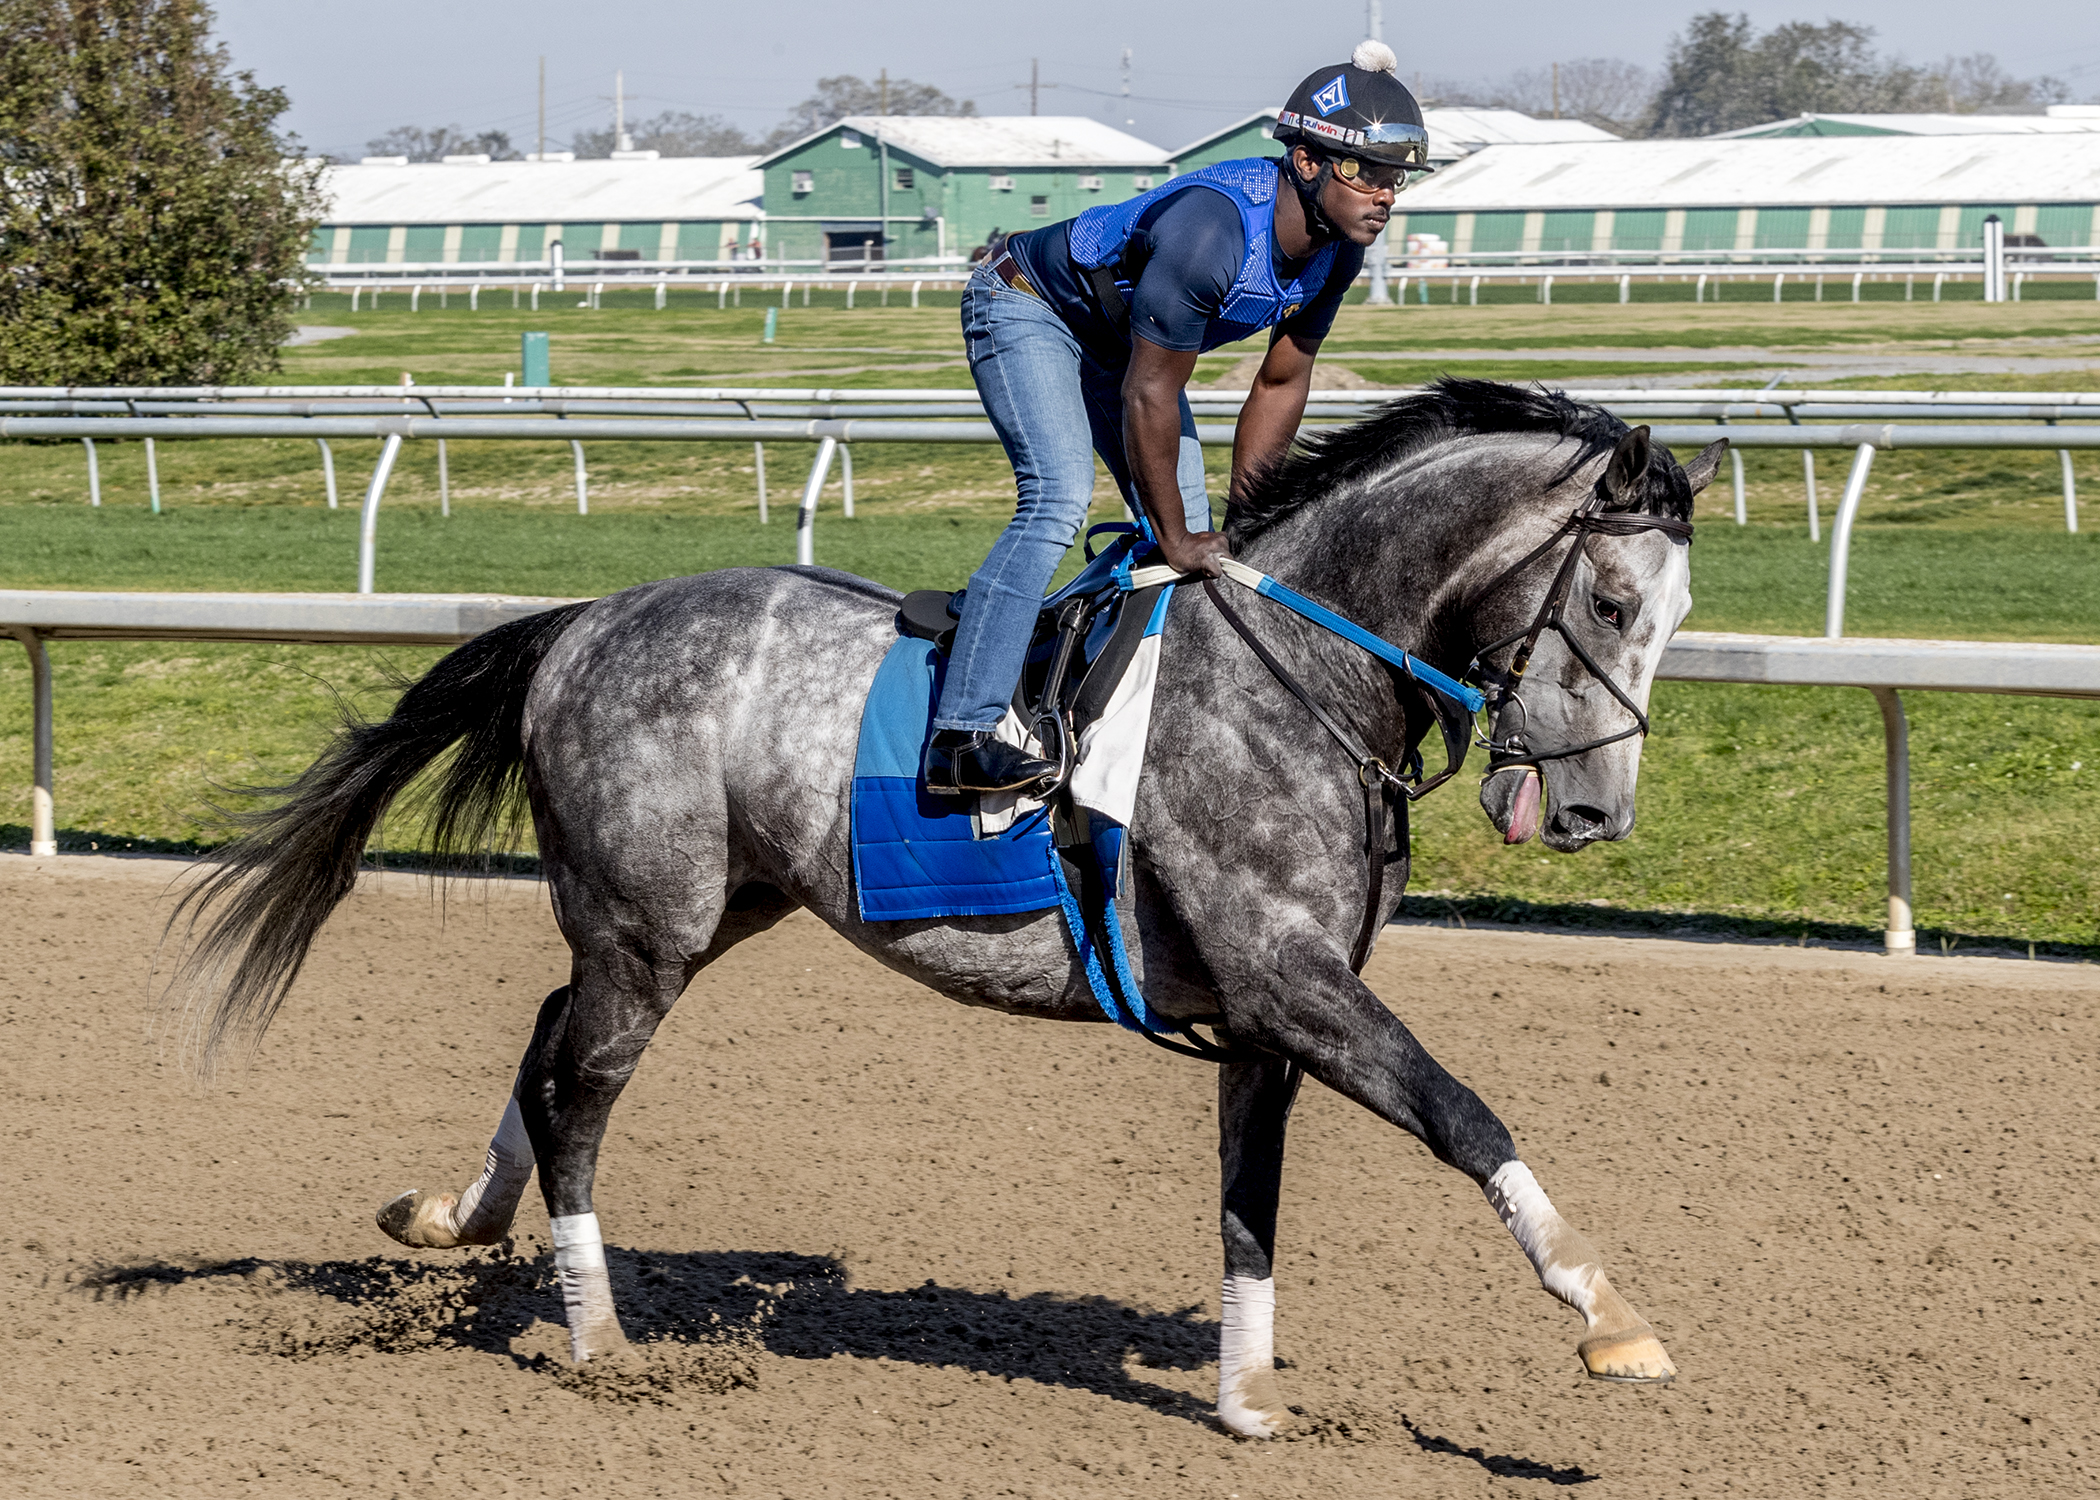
[1029,195,1050,216]
[792,171,813,194]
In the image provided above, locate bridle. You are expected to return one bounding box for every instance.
[1464,489,1694,774]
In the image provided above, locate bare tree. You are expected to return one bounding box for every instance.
[1449,58,1655,135]
[572,110,755,159]
[364,124,518,161]
[762,75,975,150]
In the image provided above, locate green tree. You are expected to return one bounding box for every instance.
[763,75,975,151]
[1644,12,2065,137]
[0,0,325,385]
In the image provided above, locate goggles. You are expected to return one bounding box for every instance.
[1331,157,1413,194]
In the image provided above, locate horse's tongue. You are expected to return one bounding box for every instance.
[1505,770,1541,845]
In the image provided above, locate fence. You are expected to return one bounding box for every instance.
[6,592,2096,956]
[2,407,2091,614]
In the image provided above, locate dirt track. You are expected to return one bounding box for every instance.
[3,852,2095,1498]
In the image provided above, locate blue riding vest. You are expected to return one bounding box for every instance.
[1065,158,1344,353]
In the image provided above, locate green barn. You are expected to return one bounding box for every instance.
[755,116,1170,266]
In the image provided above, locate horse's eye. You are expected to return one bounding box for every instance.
[1592,595,1624,630]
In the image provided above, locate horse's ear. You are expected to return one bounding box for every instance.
[1680,439,1728,497]
[1603,426,1651,505]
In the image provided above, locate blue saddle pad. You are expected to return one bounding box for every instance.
[850,636,1060,922]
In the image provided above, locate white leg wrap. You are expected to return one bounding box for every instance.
[1484,1161,1601,1319]
[446,1096,536,1241]
[1217,1274,1285,1437]
[550,1211,624,1360]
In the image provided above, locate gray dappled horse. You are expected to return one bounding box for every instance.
[172,380,1725,1438]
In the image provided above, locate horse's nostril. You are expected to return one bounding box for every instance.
[1561,804,1611,831]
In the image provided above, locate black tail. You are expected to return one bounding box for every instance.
[166,602,590,1074]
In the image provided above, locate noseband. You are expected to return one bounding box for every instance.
[1465,490,1693,774]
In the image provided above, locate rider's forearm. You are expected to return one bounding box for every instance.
[1230,366,1313,508]
[1123,371,1198,545]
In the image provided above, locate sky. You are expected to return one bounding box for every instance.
[210,0,2100,160]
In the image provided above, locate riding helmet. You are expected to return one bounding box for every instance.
[1273,41,1430,235]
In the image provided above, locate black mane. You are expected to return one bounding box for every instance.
[1224,376,1693,543]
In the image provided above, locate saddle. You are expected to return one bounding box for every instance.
[895,523,1168,797]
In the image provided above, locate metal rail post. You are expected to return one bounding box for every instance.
[1804,449,1820,541]
[1731,448,1745,525]
[82,438,99,507]
[570,440,588,514]
[795,436,839,566]
[145,437,161,514]
[840,443,854,518]
[437,438,450,517]
[1867,687,1915,955]
[357,431,404,594]
[10,629,55,855]
[1825,443,1878,638]
[754,442,768,523]
[2064,449,2079,534]
[315,438,337,509]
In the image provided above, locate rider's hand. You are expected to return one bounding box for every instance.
[1158,529,1233,579]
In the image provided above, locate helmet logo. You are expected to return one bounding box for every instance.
[1310,75,1351,117]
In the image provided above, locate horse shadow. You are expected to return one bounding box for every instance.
[76,1245,1219,1422]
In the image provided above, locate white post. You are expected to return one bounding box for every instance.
[1540,275,1553,305]
[1867,686,1915,956]
[357,431,405,594]
[795,436,840,566]
[846,281,856,309]
[11,629,55,855]
[1932,271,1945,303]
[552,241,565,292]
[1804,449,1820,542]
[1619,274,1630,304]
[532,283,542,310]
[351,286,362,312]
[802,282,811,306]
[316,437,338,510]
[1903,274,1913,302]
[911,281,922,308]
[437,437,450,518]
[1982,215,2006,303]
[591,282,603,309]
[2012,272,2025,303]
[1851,272,1862,303]
[1731,448,1745,525]
[754,442,768,522]
[1694,273,1707,303]
[781,281,792,307]
[1468,275,1480,306]
[570,440,588,514]
[1815,274,1824,302]
[470,284,480,311]
[1772,272,1784,303]
[1395,275,1409,304]
[82,438,100,507]
[2063,450,2080,534]
[145,437,160,515]
[655,278,666,310]
[512,284,520,309]
[1825,443,1878,639]
[840,443,854,518]
[411,285,422,312]
[372,290,381,310]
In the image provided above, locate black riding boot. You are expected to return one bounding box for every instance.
[923,729,1057,797]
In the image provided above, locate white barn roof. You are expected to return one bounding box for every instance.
[1399,135,2100,212]
[761,116,1170,168]
[1422,108,1620,151]
[1715,109,2100,139]
[320,156,762,224]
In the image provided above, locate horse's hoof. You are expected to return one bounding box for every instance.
[376,1188,463,1249]
[1218,1367,1299,1439]
[1577,1323,1677,1383]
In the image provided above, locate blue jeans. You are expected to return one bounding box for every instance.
[932,264,1212,732]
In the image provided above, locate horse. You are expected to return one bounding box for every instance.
[170,378,1725,1439]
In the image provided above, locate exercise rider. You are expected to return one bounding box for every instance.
[925,41,1431,796]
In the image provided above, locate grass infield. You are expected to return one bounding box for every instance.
[1,297,2094,953]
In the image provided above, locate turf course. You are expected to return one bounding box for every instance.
[2,293,2095,953]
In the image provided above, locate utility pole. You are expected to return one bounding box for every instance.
[1120,48,1132,126]
[615,70,630,152]
[1552,61,1561,120]
[1030,58,1039,115]
[879,67,889,116]
[1364,0,1391,305]
[537,56,545,159]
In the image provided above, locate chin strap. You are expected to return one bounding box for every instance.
[1288,156,1339,243]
